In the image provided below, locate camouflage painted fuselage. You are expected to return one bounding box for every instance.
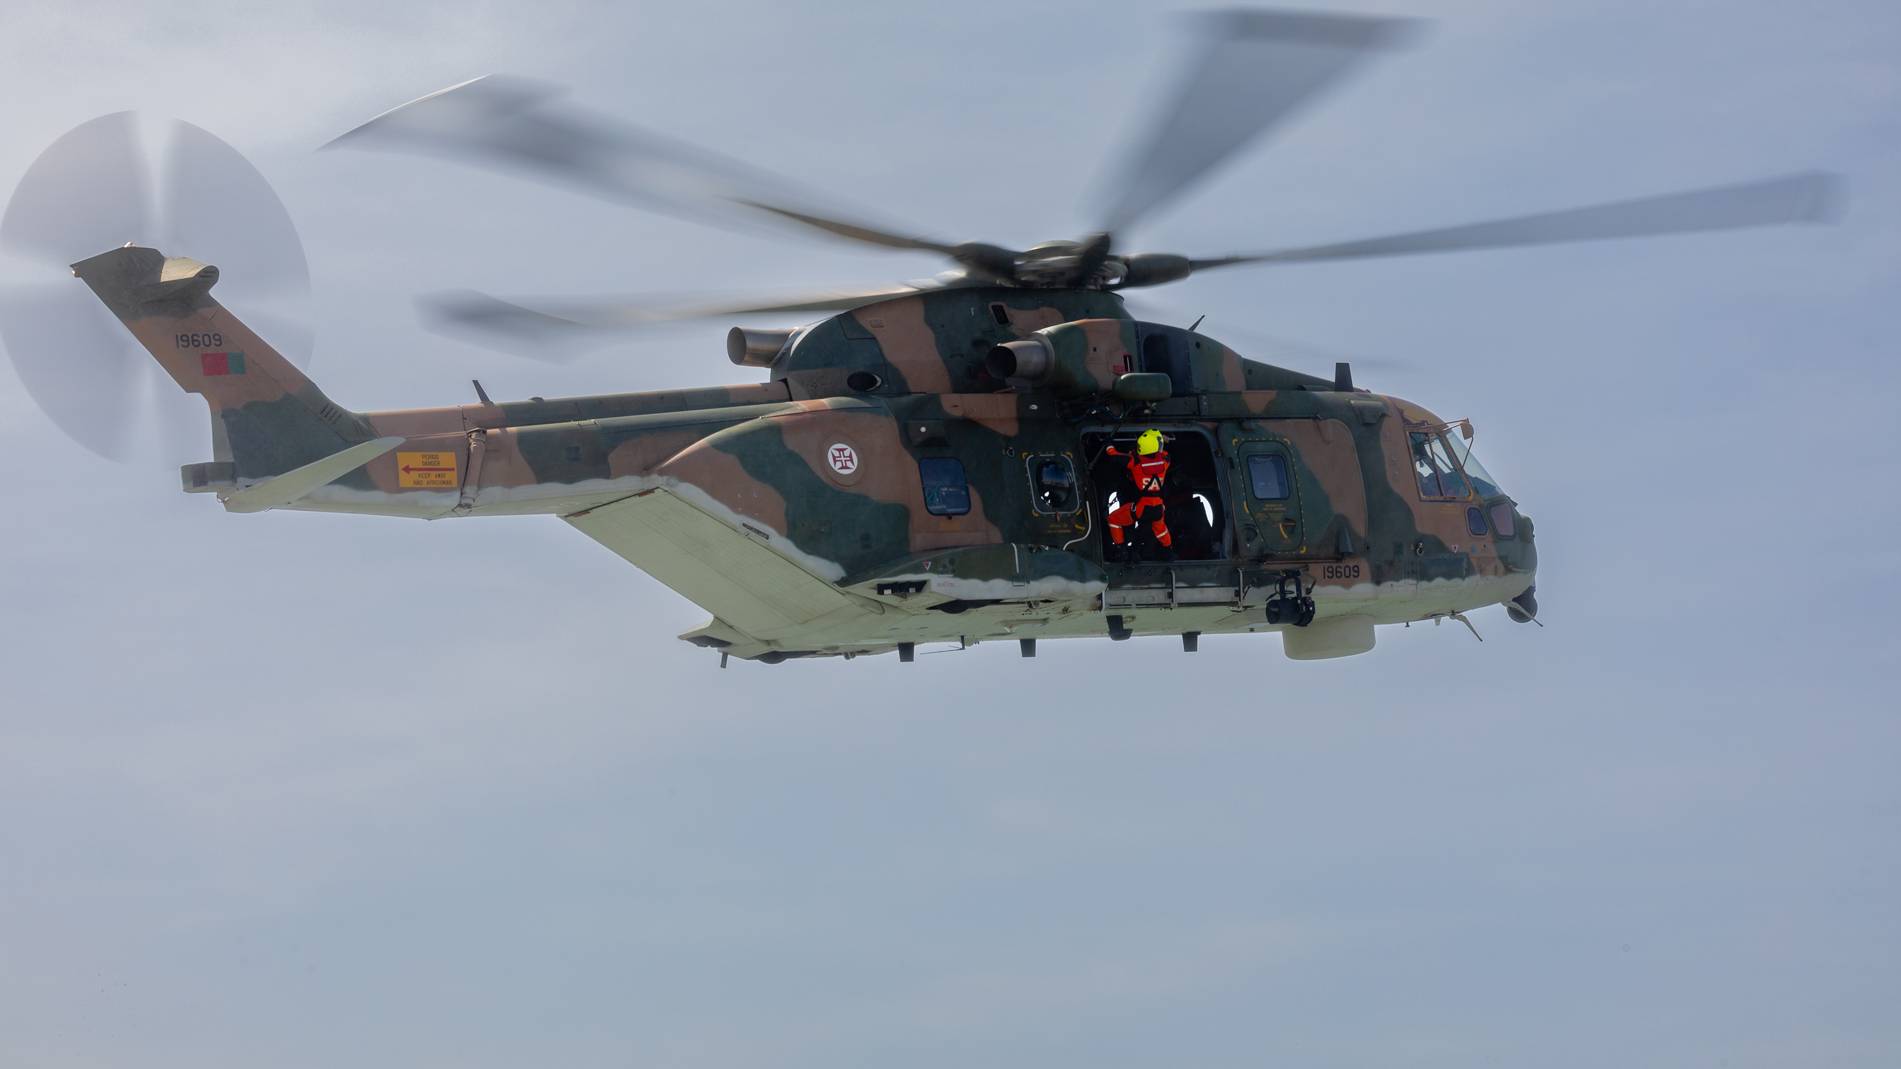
[78,245,1535,663]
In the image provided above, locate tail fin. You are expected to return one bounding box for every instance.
[71,244,371,480]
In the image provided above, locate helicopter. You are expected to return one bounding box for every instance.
[1,9,1841,664]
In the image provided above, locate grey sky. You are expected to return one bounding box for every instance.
[2,1,1897,1065]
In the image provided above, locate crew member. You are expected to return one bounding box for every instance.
[1105,429,1172,556]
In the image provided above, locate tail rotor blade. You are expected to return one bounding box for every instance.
[238,308,315,370]
[1,113,316,464]
[1096,9,1421,234]
[140,363,209,469]
[0,283,143,461]
[160,120,312,317]
[0,112,154,267]
[0,113,157,462]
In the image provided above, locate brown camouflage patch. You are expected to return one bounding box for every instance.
[854,298,954,394]
[942,395,1023,438]
[660,433,793,535]
[1276,417,1369,532]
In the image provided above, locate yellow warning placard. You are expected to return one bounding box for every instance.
[397,450,459,489]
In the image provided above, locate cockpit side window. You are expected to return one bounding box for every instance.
[1410,431,1470,500]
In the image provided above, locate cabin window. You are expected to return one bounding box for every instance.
[1247,454,1290,501]
[1489,504,1517,538]
[1467,506,1487,536]
[918,458,971,516]
[1028,455,1079,513]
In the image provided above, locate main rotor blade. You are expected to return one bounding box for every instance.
[327,75,963,257]
[733,200,957,254]
[1192,172,1844,271]
[420,278,966,359]
[1096,9,1420,235]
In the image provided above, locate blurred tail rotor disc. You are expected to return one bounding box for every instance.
[0,112,311,465]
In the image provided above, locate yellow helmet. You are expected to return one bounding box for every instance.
[1136,429,1165,455]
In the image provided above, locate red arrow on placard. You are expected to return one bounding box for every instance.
[402,464,454,474]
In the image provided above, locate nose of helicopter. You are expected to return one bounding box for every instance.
[1501,507,1538,623]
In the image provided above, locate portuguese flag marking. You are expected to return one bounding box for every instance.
[200,351,246,377]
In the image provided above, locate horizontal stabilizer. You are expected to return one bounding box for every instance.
[565,487,873,641]
[221,436,405,514]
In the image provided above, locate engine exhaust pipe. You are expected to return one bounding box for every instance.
[727,326,796,368]
[985,338,1052,381]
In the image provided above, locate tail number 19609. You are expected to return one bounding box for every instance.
[1321,563,1362,580]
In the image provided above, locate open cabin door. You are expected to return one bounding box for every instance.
[1082,427,1230,564]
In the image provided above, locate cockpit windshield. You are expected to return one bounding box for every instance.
[1446,431,1502,498]
[1410,425,1504,500]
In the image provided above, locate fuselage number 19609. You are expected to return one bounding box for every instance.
[176,332,224,349]
[1321,563,1362,581]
